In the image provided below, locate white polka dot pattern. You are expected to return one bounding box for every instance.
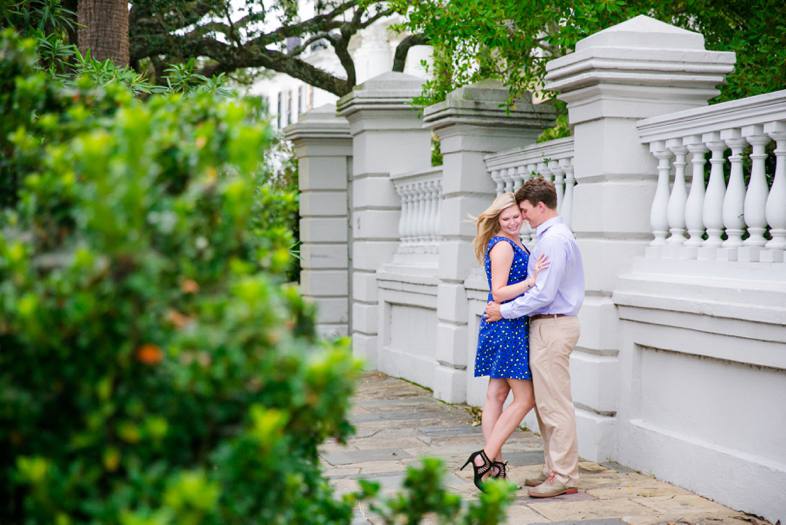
[474,236,532,380]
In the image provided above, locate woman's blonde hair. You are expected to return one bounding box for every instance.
[471,192,518,264]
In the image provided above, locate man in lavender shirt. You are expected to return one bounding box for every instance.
[485,177,585,498]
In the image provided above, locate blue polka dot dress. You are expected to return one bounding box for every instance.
[474,236,532,380]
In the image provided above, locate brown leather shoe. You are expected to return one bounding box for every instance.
[524,471,549,487]
[527,473,578,498]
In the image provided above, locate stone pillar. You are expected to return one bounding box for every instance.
[284,104,353,339]
[422,80,556,402]
[337,72,431,369]
[543,15,735,460]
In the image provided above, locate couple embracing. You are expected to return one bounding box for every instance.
[460,177,585,499]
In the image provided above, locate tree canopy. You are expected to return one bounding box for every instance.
[390,0,786,108]
[4,0,783,114]
[129,0,406,95]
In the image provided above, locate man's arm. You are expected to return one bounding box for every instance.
[498,236,568,319]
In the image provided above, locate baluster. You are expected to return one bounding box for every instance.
[561,158,575,231]
[501,168,514,193]
[429,180,440,253]
[722,130,746,248]
[742,125,771,246]
[509,168,519,193]
[514,166,526,192]
[684,136,708,247]
[402,184,414,252]
[396,183,407,250]
[650,141,672,246]
[526,163,538,180]
[666,139,688,245]
[702,133,727,248]
[408,184,420,252]
[765,122,786,250]
[422,181,434,252]
[549,160,565,213]
[516,165,533,244]
[538,161,551,182]
[414,182,426,250]
[491,170,504,195]
[434,179,442,253]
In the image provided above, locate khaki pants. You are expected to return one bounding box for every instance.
[529,315,581,487]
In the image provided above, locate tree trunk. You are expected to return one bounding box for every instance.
[78,0,130,67]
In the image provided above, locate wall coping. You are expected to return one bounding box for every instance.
[484,136,574,171]
[637,89,786,143]
[390,166,442,182]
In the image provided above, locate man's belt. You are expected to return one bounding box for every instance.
[530,313,568,322]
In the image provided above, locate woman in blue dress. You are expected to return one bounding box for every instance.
[460,192,549,489]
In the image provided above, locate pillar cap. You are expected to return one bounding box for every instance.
[422,79,555,132]
[336,72,426,118]
[576,14,705,51]
[544,15,736,122]
[283,104,351,142]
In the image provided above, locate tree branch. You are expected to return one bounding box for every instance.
[392,34,430,72]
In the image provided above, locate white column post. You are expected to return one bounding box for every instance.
[422,79,555,403]
[543,14,735,462]
[284,104,352,339]
[337,72,431,369]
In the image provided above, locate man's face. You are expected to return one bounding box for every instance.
[519,200,545,229]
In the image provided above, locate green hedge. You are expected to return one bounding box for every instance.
[0,29,360,524]
[0,30,514,524]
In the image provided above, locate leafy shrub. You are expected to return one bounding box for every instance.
[0,30,359,524]
[0,30,514,525]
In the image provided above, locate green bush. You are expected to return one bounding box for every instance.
[0,29,359,524]
[0,30,514,525]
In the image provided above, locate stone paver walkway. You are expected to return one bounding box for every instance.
[320,372,771,525]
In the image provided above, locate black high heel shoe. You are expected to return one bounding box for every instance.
[460,450,493,490]
[492,460,508,480]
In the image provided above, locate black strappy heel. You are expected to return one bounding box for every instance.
[492,460,509,480]
[460,450,493,490]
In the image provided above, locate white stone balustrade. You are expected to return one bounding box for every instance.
[638,89,786,262]
[392,168,443,255]
[484,136,576,236]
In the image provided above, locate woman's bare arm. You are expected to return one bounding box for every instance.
[490,248,549,303]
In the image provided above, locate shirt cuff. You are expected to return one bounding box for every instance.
[500,302,513,319]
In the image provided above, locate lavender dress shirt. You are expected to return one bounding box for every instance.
[500,216,585,320]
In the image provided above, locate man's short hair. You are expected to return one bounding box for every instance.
[515,177,558,210]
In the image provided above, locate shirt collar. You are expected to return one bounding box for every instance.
[535,216,563,238]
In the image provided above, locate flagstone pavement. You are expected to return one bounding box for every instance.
[319,371,774,525]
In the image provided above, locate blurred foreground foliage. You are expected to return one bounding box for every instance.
[0,30,515,524]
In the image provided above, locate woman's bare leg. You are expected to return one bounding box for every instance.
[482,378,535,461]
[482,378,510,462]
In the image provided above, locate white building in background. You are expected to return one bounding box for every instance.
[247,6,432,130]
